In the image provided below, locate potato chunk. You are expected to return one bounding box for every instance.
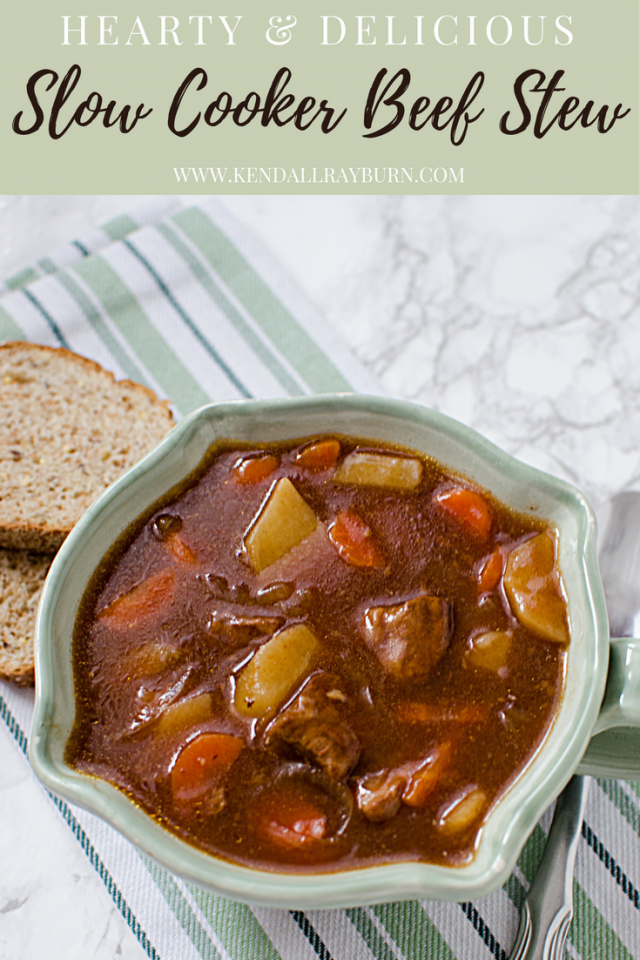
[503,533,569,645]
[244,478,318,573]
[334,451,422,490]
[466,630,512,673]
[234,624,320,719]
[119,641,180,680]
[437,786,486,834]
[155,692,213,738]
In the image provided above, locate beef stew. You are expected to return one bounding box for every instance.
[68,436,569,872]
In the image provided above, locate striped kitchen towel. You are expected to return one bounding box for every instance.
[0,199,638,960]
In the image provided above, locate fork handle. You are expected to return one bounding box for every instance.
[509,776,589,960]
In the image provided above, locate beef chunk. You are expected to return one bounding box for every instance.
[357,770,406,822]
[361,594,451,680]
[265,673,360,780]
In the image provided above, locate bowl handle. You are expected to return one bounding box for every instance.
[592,638,640,735]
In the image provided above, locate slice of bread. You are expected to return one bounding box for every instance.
[0,549,52,686]
[0,342,174,551]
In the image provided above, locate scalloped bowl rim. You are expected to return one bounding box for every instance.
[29,394,609,909]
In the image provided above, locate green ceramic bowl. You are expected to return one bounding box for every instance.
[28,395,639,909]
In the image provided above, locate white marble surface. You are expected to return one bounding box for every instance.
[1,193,640,959]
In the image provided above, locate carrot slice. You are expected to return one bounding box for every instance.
[395,702,489,724]
[171,732,243,801]
[98,568,176,630]
[234,454,279,485]
[167,534,198,565]
[436,487,493,540]
[476,548,504,593]
[296,439,341,472]
[260,795,327,848]
[403,743,453,808]
[328,509,384,569]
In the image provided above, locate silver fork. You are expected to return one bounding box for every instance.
[508,775,589,960]
[509,491,640,960]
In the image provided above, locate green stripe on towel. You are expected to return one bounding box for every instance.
[142,856,224,960]
[53,271,151,387]
[598,779,640,838]
[156,222,302,397]
[345,908,402,960]
[372,902,456,960]
[72,255,210,414]
[570,883,636,960]
[516,824,549,885]
[187,887,281,960]
[121,237,253,399]
[5,266,40,291]
[502,874,526,913]
[173,207,352,394]
[37,257,59,276]
[0,305,25,341]
[103,214,140,242]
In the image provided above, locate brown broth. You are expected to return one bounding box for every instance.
[68,436,567,872]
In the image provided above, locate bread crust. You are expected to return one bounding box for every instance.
[0,341,173,411]
[0,341,175,552]
[0,525,74,553]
